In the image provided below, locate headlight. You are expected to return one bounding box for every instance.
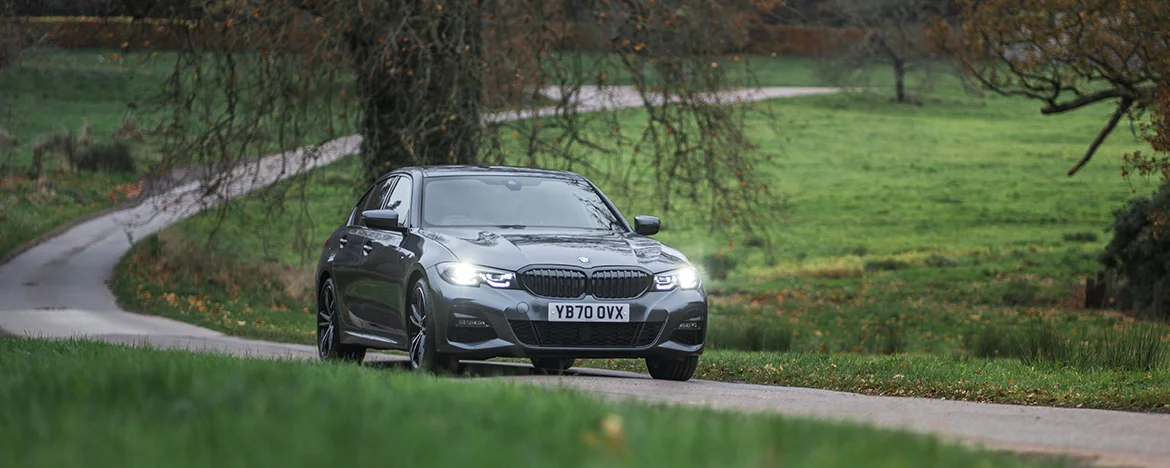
[654,266,700,291]
[438,262,515,288]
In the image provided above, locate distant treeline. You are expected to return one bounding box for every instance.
[8,0,197,19]
[9,0,962,25]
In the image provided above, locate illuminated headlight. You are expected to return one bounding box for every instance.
[654,266,700,291]
[438,262,515,288]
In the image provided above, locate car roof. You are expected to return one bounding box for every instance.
[387,165,586,181]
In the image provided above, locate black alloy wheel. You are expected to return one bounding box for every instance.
[407,278,460,374]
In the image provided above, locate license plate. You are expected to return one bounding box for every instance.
[548,302,630,322]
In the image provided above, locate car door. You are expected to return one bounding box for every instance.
[333,178,395,334]
[358,174,415,343]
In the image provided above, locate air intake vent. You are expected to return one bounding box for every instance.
[508,320,663,347]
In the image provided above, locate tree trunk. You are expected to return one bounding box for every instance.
[348,2,483,185]
[893,57,906,103]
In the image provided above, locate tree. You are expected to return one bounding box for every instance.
[933,0,1170,179]
[935,0,1170,319]
[136,0,784,258]
[816,0,953,103]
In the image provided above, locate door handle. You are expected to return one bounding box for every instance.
[362,244,374,255]
[339,236,348,247]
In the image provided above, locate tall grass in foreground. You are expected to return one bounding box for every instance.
[0,338,1068,468]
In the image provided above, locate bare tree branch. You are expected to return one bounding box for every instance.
[1042,89,1133,115]
[1067,96,1133,177]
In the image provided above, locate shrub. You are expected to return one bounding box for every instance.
[71,141,136,173]
[1100,180,1170,320]
[32,130,77,175]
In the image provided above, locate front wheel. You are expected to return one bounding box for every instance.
[645,356,698,381]
[317,278,366,363]
[407,278,460,375]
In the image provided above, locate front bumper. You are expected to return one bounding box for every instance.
[425,265,707,359]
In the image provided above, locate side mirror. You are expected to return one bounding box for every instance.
[363,209,404,231]
[634,215,660,235]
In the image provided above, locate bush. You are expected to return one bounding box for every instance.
[71,140,136,173]
[1100,180,1170,320]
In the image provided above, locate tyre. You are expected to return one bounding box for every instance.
[407,278,460,374]
[645,355,698,381]
[317,278,367,362]
[530,357,576,375]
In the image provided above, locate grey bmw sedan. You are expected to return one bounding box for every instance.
[314,165,707,380]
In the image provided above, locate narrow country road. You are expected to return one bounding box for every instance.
[3,86,1168,468]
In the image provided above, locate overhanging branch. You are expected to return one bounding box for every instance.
[1042,89,1130,114]
[1066,96,1133,177]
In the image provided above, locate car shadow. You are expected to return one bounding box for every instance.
[364,358,646,380]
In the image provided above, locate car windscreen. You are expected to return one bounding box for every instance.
[420,175,625,230]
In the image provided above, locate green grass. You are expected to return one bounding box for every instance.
[0,49,173,257]
[0,171,141,256]
[544,51,825,88]
[0,337,1072,468]
[579,351,1170,414]
[0,47,350,258]
[107,54,1170,411]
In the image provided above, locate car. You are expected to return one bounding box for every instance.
[313,165,707,381]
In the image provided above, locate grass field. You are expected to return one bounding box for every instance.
[0,48,348,258]
[0,47,786,258]
[0,337,1072,468]
[0,49,169,257]
[23,48,1150,411]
